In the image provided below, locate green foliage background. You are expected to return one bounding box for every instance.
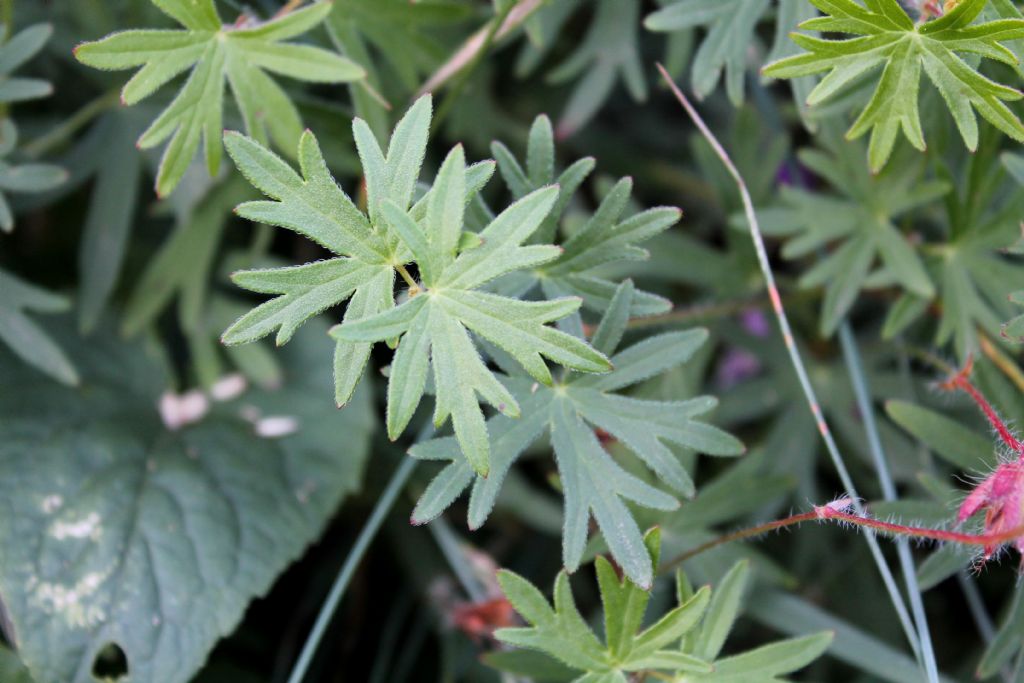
[2,0,1024,681]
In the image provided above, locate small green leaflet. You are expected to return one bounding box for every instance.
[0,267,77,386]
[409,282,742,587]
[763,0,1024,171]
[489,114,678,322]
[758,132,943,336]
[0,119,66,233]
[489,529,832,682]
[332,142,612,478]
[0,21,67,232]
[74,0,364,197]
[547,0,647,137]
[645,0,770,106]
[0,23,53,103]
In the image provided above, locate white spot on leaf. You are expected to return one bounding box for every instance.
[34,569,111,627]
[51,512,102,541]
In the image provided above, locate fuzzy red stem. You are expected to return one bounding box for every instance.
[818,508,1024,546]
[951,376,1024,456]
[939,356,1024,457]
[662,505,1024,570]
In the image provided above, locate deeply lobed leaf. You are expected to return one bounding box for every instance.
[764,0,1024,170]
[409,282,741,586]
[492,530,831,682]
[74,0,365,196]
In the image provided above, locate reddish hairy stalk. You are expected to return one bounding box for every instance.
[940,356,1024,457]
[663,501,1024,569]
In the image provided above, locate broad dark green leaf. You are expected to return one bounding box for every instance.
[0,316,374,683]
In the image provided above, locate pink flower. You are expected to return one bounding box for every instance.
[944,358,1024,558]
[957,462,1024,558]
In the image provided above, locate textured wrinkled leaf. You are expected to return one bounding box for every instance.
[0,317,374,683]
[0,644,33,683]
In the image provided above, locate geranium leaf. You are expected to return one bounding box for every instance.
[75,0,365,196]
[763,0,1024,171]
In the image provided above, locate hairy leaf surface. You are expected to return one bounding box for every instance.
[409,283,741,585]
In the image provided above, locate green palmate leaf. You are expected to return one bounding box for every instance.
[645,0,770,106]
[547,0,647,137]
[763,0,1024,171]
[333,154,612,476]
[409,282,742,586]
[0,316,374,683]
[0,268,76,386]
[491,531,830,682]
[495,529,713,681]
[758,132,943,335]
[225,95,607,470]
[490,115,678,321]
[222,96,437,407]
[0,23,53,103]
[880,138,1024,356]
[74,0,365,197]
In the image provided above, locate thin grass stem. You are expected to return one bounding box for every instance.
[285,457,418,683]
[839,322,939,683]
[656,63,924,663]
